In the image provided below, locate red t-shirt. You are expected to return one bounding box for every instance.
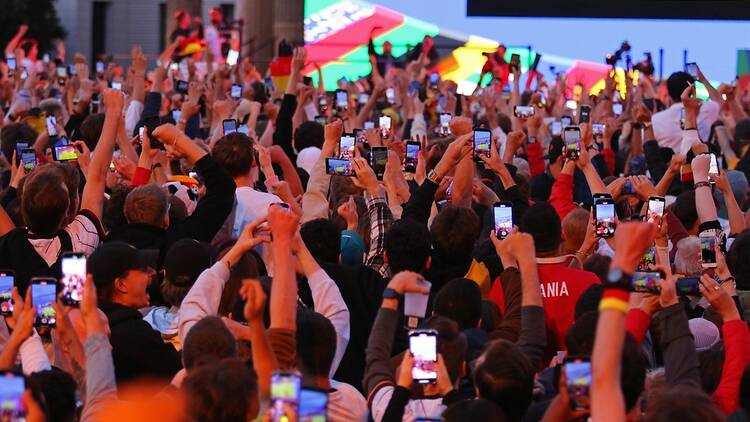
[489,259,600,354]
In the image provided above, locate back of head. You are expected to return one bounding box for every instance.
[300,219,341,264]
[385,218,431,274]
[574,284,603,319]
[39,99,63,120]
[565,311,598,356]
[124,184,169,227]
[182,316,237,370]
[582,255,611,285]
[644,384,723,422]
[0,122,37,160]
[671,190,698,231]
[296,309,336,378]
[433,278,482,330]
[183,358,259,422]
[430,205,480,265]
[666,71,696,102]
[443,398,507,422]
[30,369,77,422]
[562,208,590,253]
[22,167,70,236]
[729,229,750,290]
[162,239,213,307]
[674,236,702,276]
[473,339,534,420]
[422,315,467,384]
[78,113,105,151]
[211,133,255,178]
[294,121,324,151]
[520,202,561,254]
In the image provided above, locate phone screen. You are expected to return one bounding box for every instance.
[565,360,592,410]
[385,87,396,104]
[15,142,28,161]
[358,93,369,104]
[564,127,581,159]
[647,197,665,222]
[21,149,36,171]
[551,121,562,136]
[171,109,182,123]
[612,103,623,116]
[409,331,437,383]
[54,144,77,162]
[299,389,327,422]
[46,116,58,137]
[676,277,701,296]
[404,142,420,173]
[561,116,573,127]
[226,50,239,66]
[592,124,605,136]
[370,147,388,179]
[686,63,699,78]
[271,372,301,403]
[579,105,591,123]
[364,121,375,130]
[326,158,354,176]
[631,271,661,293]
[0,273,13,316]
[96,61,105,73]
[56,66,66,78]
[335,90,348,109]
[7,57,16,71]
[595,200,616,238]
[61,254,86,306]
[339,135,356,159]
[473,129,491,161]
[514,105,534,119]
[429,73,439,85]
[709,154,719,175]
[439,113,452,136]
[700,235,717,266]
[231,84,242,100]
[0,373,25,418]
[32,281,57,327]
[223,119,238,136]
[493,203,513,239]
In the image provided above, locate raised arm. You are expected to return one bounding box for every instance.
[80,89,123,220]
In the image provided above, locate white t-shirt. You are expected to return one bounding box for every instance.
[222,187,281,272]
[652,101,719,152]
[28,213,100,266]
[328,381,368,422]
[370,385,445,422]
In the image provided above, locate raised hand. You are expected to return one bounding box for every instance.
[267,203,300,243]
[337,196,359,230]
[611,222,658,274]
[240,279,267,323]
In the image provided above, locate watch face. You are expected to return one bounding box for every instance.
[383,288,399,299]
[607,268,624,284]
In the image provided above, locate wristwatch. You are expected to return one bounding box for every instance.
[527,135,537,144]
[383,287,401,300]
[606,268,632,289]
[427,169,443,184]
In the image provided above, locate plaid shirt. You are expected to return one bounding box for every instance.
[364,192,393,278]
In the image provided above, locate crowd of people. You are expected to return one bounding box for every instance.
[0,15,750,422]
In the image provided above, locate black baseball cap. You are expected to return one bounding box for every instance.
[87,242,158,290]
[163,238,213,288]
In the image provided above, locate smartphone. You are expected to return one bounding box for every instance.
[358,93,369,105]
[15,142,28,162]
[222,119,238,136]
[631,271,662,294]
[429,72,440,87]
[318,96,328,111]
[493,202,513,239]
[271,371,300,421]
[592,123,605,137]
[21,148,36,171]
[408,80,421,97]
[679,108,686,130]
[299,388,328,422]
[709,154,719,176]
[56,65,66,85]
[31,278,57,328]
[20,69,28,80]
[231,84,242,100]
[404,141,420,173]
[0,271,13,316]
[594,197,616,238]
[509,53,521,71]
[385,87,396,105]
[647,196,665,223]
[0,372,25,419]
[612,103,623,116]
[676,277,701,296]
[513,105,535,119]
[473,128,492,162]
[579,105,591,123]
[90,93,100,114]
[686,62,699,78]
[439,113,452,136]
[171,109,182,124]
[61,253,86,307]
[335,89,348,110]
[54,144,77,162]
[564,358,592,411]
[409,329,438,384]
[175,80,189,95]
[325,158,354,176]
[637,246,656,271]
[370,146,388,180]
[46,116,58,137]
[700,232,717,268]
[6,57,16,77]
[338,134,356,159]
[364,121,375,130]
[551,121,562,136]
[96,61,105,74]
[563,126,581,160]
[561,116,573,127]
[379,115,392,139]
[226,49,239,67]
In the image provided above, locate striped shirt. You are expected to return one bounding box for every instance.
[28,212,101,266]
